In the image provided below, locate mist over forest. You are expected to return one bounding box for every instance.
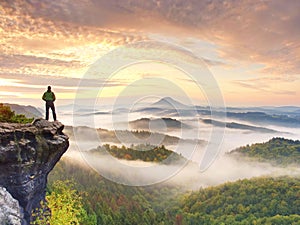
[7,98,300,224]
[5,95,300,224]
[58,97,300,188]
[50,99,300,224]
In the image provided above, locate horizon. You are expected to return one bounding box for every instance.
[1,1,300,108]
[3,96,300,109]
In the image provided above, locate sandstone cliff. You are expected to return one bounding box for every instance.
[0,186,24,225]
[0,119,69,224]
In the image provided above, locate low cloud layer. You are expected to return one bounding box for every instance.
[65,141,300,189]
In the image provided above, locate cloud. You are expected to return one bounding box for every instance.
[0,0,151,85]
[0,72,130,105]
[2,0,300,76]
[148,0,300,75]
[1,0,300,107]
[0,54,82,69]
[233,76,297,96]
[1,0,147,50]
[112,1,300,75]
[202,57,226,67]
[0,73,128,89]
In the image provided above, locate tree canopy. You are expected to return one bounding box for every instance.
[230,137,300,165]
[90,144,183,164]
[46,157,300,225]
[0,103,33,123]
[175,176,300,224]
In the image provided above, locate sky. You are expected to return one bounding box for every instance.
[1,0,300,107]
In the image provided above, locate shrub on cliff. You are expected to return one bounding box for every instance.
[0,103,33,123]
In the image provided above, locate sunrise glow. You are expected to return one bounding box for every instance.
[0,1,299,107]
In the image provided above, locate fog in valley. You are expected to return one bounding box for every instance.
[60,98,300,189]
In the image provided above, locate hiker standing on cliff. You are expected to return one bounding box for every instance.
[42,86,57,121]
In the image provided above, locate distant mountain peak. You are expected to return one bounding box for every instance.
[152,97,188,109]
[160,97,177,102]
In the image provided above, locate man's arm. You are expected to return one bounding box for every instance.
[42,93,46,101]
[52,92,56,101]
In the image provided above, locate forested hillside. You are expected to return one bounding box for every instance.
[48,159,180,225]
[90,144,183,163]
[230,137,300,165]
[174,177,300,224]
[49,158,300,224]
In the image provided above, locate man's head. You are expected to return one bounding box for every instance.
[47,86,51,91]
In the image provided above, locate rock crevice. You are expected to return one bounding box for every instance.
[0,119,69,224]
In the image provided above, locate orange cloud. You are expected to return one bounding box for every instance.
[2,0,300,76]
[1,0,300,106]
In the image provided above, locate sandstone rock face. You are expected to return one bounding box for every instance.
[0,119,69,224]
[0,186,24,225]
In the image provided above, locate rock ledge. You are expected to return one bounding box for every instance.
[0,119,69,224]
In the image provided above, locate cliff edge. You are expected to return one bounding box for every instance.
[0,119,69,224]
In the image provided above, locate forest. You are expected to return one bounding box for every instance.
[89,144,183,163]
[46,157,300,224]
[175,176,300,224]
[47,159,181,224]
[230,137,300,165]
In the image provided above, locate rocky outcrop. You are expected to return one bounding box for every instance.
[0,119,69,224]
[0,186,24,225]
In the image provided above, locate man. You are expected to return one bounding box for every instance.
[42,86,57,121]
